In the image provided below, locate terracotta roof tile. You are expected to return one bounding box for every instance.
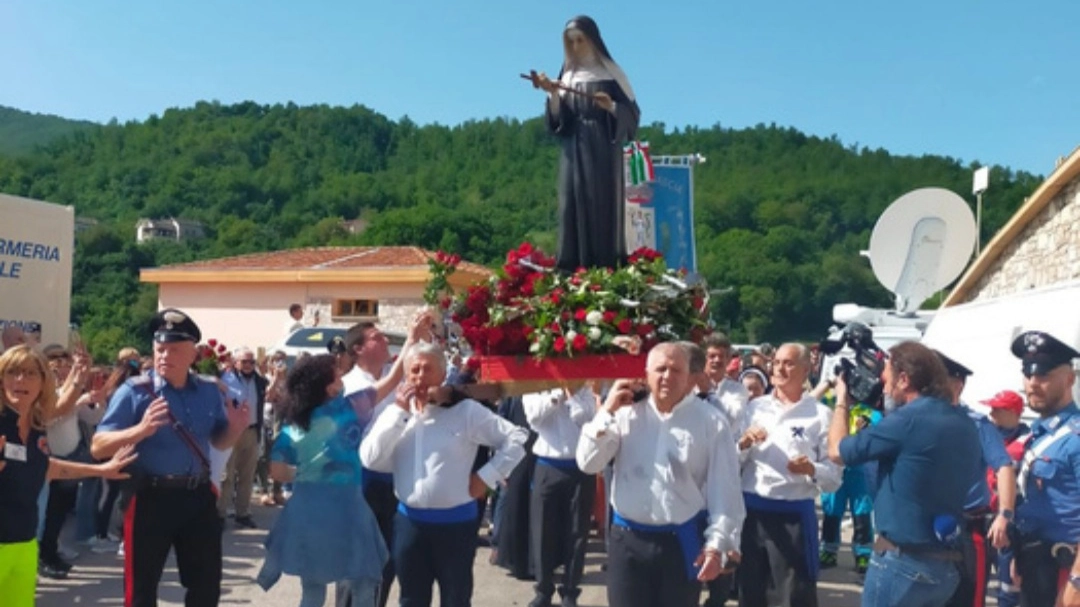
[150,246,491,275]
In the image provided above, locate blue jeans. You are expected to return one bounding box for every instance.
[861,550,959,607]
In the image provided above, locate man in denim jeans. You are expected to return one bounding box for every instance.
[827,341,982,607]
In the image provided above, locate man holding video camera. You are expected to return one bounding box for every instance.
[827,341,982,607]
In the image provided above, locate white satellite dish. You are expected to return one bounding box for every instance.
[868,187,976,314]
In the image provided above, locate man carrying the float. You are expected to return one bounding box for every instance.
[576,343,744,607]
[523,385,597,607]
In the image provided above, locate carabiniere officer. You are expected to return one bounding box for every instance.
[92,308,250,607]
[1009,330,1080,607]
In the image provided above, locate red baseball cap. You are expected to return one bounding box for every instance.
[980,390,1024,415]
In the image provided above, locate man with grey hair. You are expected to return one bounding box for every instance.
[218,345,268,528]
[737,342,841,607]
[361,340,527,607]
[577,342,744,607]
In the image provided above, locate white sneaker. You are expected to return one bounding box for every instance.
[117,541,125,558]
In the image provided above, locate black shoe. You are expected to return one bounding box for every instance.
[39,560,69,580]
[560,596,578,607]
[528,594,553,607]
[234,515,257,529]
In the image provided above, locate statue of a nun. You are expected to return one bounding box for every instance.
[535,16,640,271]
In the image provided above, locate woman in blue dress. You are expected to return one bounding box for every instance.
[257,346,417,607]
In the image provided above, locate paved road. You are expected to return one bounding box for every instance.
[37,501,873,607]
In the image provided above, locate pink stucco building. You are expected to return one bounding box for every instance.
[140,246,491,353]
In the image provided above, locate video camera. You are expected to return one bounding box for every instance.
[819,322,886,406]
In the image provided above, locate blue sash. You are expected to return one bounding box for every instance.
[743,492,820,581]
[361,467,393,489]
[536,456,579,471]
[613,510,707,581]
[397,501,477,524]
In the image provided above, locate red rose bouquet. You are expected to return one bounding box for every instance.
[441,243,710,359]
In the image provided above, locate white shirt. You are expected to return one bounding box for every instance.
[283,319,303,338]
[343,365,396,433]
[360,399,527,509]
[46,411,81,457]
[707,378,751,437]
[576,393,745,553]
[523,387,596,459]
[740,393,842,500]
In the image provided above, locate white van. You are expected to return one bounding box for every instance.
[920,279,1080,415]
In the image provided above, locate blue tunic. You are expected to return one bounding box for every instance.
[960,404,1013,511]
[258,389,388,587]
[97,372,227,477]
[1016,403,1080,544]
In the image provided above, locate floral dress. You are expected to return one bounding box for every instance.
[258,390,388,587]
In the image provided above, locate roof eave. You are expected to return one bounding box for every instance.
[942,147,1080,307]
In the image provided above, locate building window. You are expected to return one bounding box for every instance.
[334,299,379,320]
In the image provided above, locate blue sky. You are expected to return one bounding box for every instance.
[2,0,1077,175]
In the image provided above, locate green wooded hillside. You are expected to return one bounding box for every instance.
[0,105,98,156]
[0,101,1042,359]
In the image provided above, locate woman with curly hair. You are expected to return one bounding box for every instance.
[0,345,136,606]
[258,313,431,607]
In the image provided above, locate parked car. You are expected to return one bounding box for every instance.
[269,326,406,368]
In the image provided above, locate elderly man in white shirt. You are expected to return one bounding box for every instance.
[701,333,751,437]
[576,342,744,607]
[360,342,527,607]
[523,385,597,607]
[737,342,842,607]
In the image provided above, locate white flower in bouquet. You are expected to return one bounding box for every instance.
[586,310,604,326]
[588,327,602,341]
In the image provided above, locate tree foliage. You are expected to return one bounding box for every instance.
[0,101,1041,357]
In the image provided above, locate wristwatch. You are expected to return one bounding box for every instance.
[1070,573,1080,591]
[999,509,1014,521]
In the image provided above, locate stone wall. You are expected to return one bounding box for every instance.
[964,178,1080,302]
[377,299,428,334]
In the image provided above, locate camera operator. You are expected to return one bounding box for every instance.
[827,341,982,607]
[934,351,1016,607]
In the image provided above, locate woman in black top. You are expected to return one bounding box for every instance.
[0,345,135,603]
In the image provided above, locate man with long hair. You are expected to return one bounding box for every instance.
[828,341,982,607]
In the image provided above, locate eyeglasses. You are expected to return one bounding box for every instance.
[240,359,256,364]
[4,367,43,380]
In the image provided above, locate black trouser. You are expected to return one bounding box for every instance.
[393,513,477,607]
[336,478,397,607]
[738,508,818,607]
[40,478,79,563]
[946,514,991,607]
[95,479,122,539]
[124,482,223,607]
[1018,541,1070,607]
[606,524,700,607]
[529,462,595,601]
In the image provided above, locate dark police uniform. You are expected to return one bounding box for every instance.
[936,353,1013,607]
[1010,331,1080,606]
[96,309,230,607]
